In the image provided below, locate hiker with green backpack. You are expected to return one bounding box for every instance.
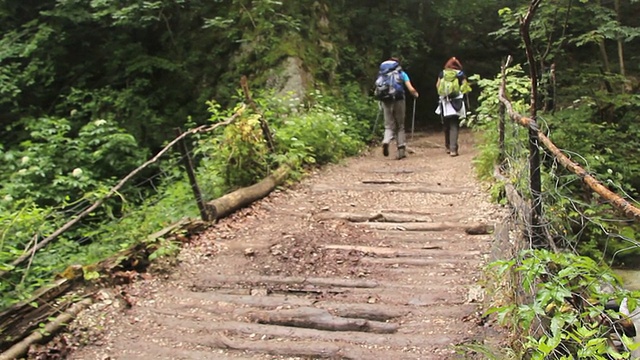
[435,57,472,157]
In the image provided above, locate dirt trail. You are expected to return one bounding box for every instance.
[65,130,509,360]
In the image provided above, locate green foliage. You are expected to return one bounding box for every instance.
[213,111,270,187]
[465,64,531,187]
[0,164,198,309]
[0,117,146,207]
[197,90,367,189]
[540,98,640,265]
[272,90,365,166]
[487,249,640,358]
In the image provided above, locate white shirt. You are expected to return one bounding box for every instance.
[435,94,466,118]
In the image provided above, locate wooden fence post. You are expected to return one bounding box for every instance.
[527,126,545,248]
[499,57,509,163]
[521,0,546,248]
[175,128,210,222]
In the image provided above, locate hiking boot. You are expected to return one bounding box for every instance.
[396,147,406,160]
[382,143,389,157]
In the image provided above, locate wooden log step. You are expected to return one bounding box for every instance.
[367,169,416,174]
[314,211,433,223]
[311,183,471,195]
[192,275,379,290]
[360,257,481,267]
[244,307,399,333]
[375,229,463,239]
[96,341,234,360]
[356,221,491,233]
[170,291,315,308]
[374,232,492,251]
[200,334,439,360]
[386,267,483,282]
[321,244,482,258]
[320,302,479,320]
[378,208,460,216]
[162,292,475,321]
[146,316,462,351]
[169,300,408,322]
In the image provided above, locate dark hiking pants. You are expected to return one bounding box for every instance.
[443,115,460,153]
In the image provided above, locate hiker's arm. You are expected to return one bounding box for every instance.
[405,81,419,98]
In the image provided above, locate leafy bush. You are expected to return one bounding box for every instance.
[488,249,640,359]
[1,117,146,208]
[197,90,367,188]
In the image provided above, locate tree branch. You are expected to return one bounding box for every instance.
[0,106,246,278]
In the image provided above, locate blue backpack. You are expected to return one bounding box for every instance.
[374,61,405,102]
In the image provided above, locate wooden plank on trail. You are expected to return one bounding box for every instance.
[244,307,399,333]
[146,317,461,350]
[357,221,490,233]
[314,211,433,223]
[192,275,380,290]
[172,291,315,308]
[361,257,480,267]
[156,297,476,322]
[321,244,481,258]
[311,183,471,194]
[200,333,437,359]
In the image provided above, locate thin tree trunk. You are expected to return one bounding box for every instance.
[614,0,625,78]
[597,0,611,73]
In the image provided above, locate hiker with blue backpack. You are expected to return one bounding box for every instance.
[435,57,472,157]
[374,57,419,160]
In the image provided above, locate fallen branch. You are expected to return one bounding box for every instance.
[0,279,78,352]
[1,107,245,278]
[312,184,470,194]
[207,164,290,220]
[0,218,202,352]
[245,307,399,334]
[321,244,481,258]
[361,257,479,267]
[314,212,432,223]
[0,298,93,360]
[203,332,410,359]
[357,221,491,233]
[193,275,379,290]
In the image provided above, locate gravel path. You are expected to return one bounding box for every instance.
[62,129,509,360]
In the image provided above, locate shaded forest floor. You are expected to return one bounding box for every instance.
[49,129,511,359]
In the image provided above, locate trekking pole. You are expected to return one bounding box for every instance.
[411,97,416,140]
[371,101,382,140]
[465,94,471,114]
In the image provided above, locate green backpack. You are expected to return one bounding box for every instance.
[437,69,461,97]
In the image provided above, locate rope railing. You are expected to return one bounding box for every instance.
[498,55,640,224]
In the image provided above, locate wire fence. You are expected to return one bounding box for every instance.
[0,107,246,316]
[495,55,640,357]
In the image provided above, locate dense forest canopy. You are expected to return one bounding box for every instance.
[2,0,640,310]
[0,0,522,151]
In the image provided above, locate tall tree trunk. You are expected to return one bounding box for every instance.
[614,0,626,83]
[599,41,611,73]
[597,0,611,73]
